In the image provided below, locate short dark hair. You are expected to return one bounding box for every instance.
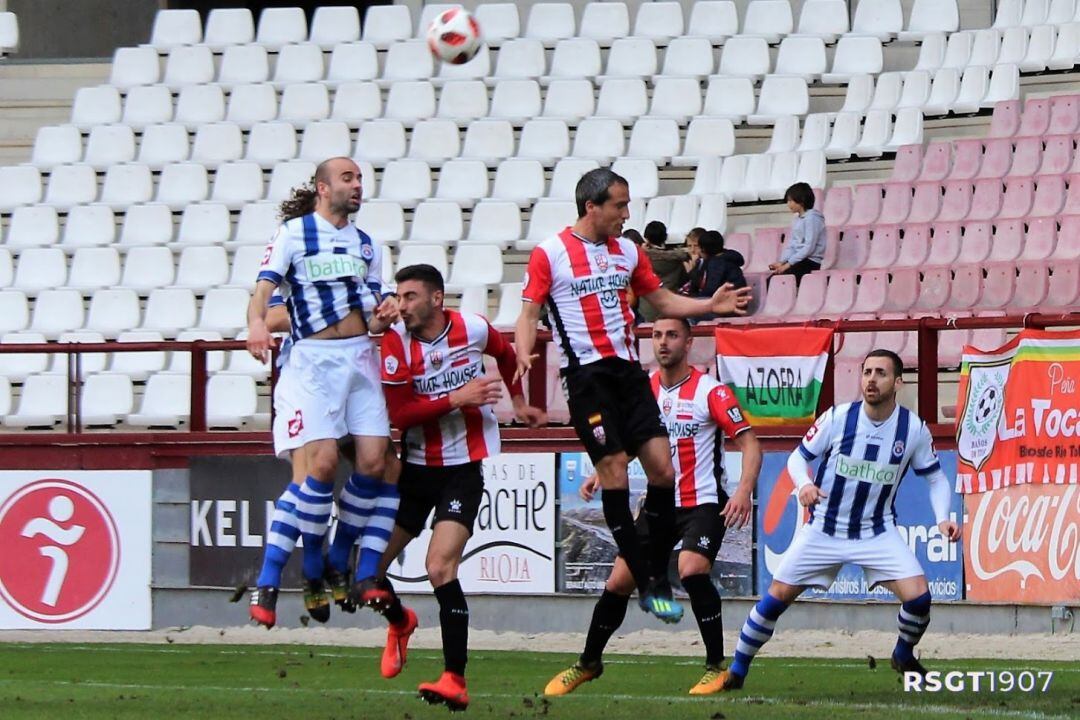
[654,316,691,335]
[864,348,903,377]
[699,230,725,256]
[394,263,444,292]
[575,168,628,218]
[784,182,815,210]
[643,220,668,247]
[621,228,644,245]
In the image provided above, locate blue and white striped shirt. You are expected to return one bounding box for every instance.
[796,402,942,539]
[256,212,386,341]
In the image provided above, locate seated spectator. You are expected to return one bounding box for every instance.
[688,230,747,321]
[621,228,644,245]
[638,221,689,322]
[682,226,705,276]
[770,182,826,285]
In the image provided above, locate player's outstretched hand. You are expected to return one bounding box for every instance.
[246,323,276,364]
[721,489,753,529]
[451,375,503,408]
[512,352,538,384]
[579,473,601,502]
[710,283,753,316]
[938,519,961,542]
[513,403,548,428]
[797,484,827,508]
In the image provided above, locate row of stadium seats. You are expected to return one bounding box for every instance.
[144,2,962,54]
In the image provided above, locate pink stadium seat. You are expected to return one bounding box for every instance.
[822,186,852,227]
[819,270,856,318]
[1063,174,1080,214]
[957,222,993,264]
[937,181,972,222]
[789,271,827,319]
[1017,97,1051,138]
[759,274,797,317]
[834,227,870,269]
[1043,261,1080,310]
[891,144,923,183]
[1010,262,1050,310]
[917,141,951,183]
[864,226,900,269]
[884,269,919,312]
[1021,217,1057,261]
[976,139,1013,179]
[1037,136,1073,177]
[754,226,786,246]
[1067,149,1080,176]
[875,312,916,366]
[988,220,1024,262]
[877,184,912,225]
[1029,175,1066,217]
[980,264,1016,309]
[746,234,780,274]
[970,327,1008,352]
[927,223,962,265]
[724,232,752,268]
[968,179,1003,221]
[835,321,876,361]
[852,269,888,314]
[997,177,1034,219]
[946,266,982,310]
[948,139,983,180]
[987,99,1021,138]
[1048,95,1080,135]
[895,224,931,267]
[907,183,941,224]
[938,322,972,368]
[914,267,951,312]
[1050,218,1080,261]
[820,227,841,270]
[847,183,883,226]
[833,359,862,404]
[1006,138,1042,178]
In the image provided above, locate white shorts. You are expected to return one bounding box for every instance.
[272,363,304,460]
[773,525,925,591]
[284,334,390,446]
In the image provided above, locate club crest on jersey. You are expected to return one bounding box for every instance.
[662,397,673,416]
[595,254,609,272]
[359,243,375,261]
[588,412,607,445]
[261,243,273,266]
[287,410,304,438]
[429,350,443,369]
[893,439,906,457]
[384,355,398,375]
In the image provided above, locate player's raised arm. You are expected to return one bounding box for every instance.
[485,321,546,428]
[645,283,752,319]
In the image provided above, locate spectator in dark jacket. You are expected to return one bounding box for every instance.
[638,221,690,322]
[689,230,747,321]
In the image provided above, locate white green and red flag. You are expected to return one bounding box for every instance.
[714,327,834,425]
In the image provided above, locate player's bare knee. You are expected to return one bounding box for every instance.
[595,456,629,490]
[354,453,385,478]
[678,552,712,580]
[306,447,338,481]
[426,557,457,587]
[768,580,802,603]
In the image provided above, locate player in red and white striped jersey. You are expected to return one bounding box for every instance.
[515,168,752,624]
[371,264,545,710]
[545,318,762,697]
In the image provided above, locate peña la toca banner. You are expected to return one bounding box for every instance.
[955,328,1080,602]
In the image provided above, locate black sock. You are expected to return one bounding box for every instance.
[682,573,725,666]
[433,579,469,676]
[382,596,405,625]
[601,488,649,594]
[580,590,630,667]
[643,485,677,584]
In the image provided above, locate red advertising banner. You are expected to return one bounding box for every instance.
[963,483,1080,603]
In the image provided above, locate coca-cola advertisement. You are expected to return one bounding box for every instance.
[964,483,1080,603]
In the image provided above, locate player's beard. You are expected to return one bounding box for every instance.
[862,385,894,406]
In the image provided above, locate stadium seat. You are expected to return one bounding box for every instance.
[382,40,433,86]
[518,199,574,251]
[983,64,1021,111]
[942,31,975,71]
[686,1,738,43]
[264,157,315,203]
[175,84,227,130]
[649,78,703,122]
[757,275,797,318]
[1048,0,1077,25]
[822,37,884,84]
[325,43,379,87]
[77,373,134,427]
[118,203,173,248]
[156,162,208,210]
[203,7,253,49]
[891,145,924,184]
[0,289,29,334]
[71,85,121,129]
[1042,261,1080,309]
[245,121,298,168]
[1049,23,1080,71]
[913,268,953,312]
[633,1,685,43]
[914,142,950,183]
[570,118,625,163]
[718,36,770,80]
[173,202,229,248]
[900,0,959,40]
[517,119,570,166]
[406,119,460,166]
[775,36,826,82]
[611,158,659,199]
[100,162,153,209]
[854,110,893,158]
[210,162,264,209]
[989,221,1025,263]
[957,222,993,265]
[488,79,541,124]
[595,78,648,124]
[661,36,715,78]
[701,76,755,123]
[969,178,1004,221]
[29,289,83,339]
[167,330,226,375]
[540,79,594,123]
[0,332,48,382]
[489,159,544,207]
[549,158,600,200]
[2,373,67,428]
[474,3,520,47]
[362,4,410,48]
[817,271,856,319]
[749,76,808,125]
[1050,218,1080,260]
[1021,218,1057,261]
[378,159,431,208]
[460,119,514,167]
[795,0,848,42]
[927,223,962,265]
[43,163,97,210]
[602,37,658,81]
[162,45,215,88]
[955,66,992,113]
[295,122,349,164]
[922,68,961,116]
[433,159,488,208]
[465,201,521,248]
[980,264,1017,310]
[447,243,503,291]
[172,246,228,292]
[329,82,381,124]
[307,5,359,48]
[355,201,405,245]
[408,201,464,245]
[224,246,263,289]
[672,117,734,168]
[197,288,247,335]
[110,330,166,381]
[108,46,159,90]
[68,248,120,294]
[382,80,436,127]
[914,33,947,71]
[353,119,406,167]
[491,38,546,82]
[217,44,269,88]
[999,26,1030,67]
[119,246,174,293]
[255,6,306,50]
[278,83,331,126]
[897,71,933,111]
[30,124,82,169]
[577,1,629,45]
[971,29,1003,67]
[823,113,860,160]
[233,202,278,247]
[998,177,1035,219]
[876,184,912,226]
[138,123,190,168]
[543,39,601,85]
[148,8,201,51]
[869,73,903,113]
[395,243,448,279]
[203,372,256,429]
[1010,262,1050,310]
[626,117,681,165]
[436,80,489,125]
[83,288,140,337]
[852,0,903,41]
[61,204,114,249]
[948,140,983,181]
[128,372,190,427]
[741,0,792,43]
[524,2,575,47]
[6,205,56,249]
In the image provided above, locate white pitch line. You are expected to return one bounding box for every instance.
[0,678,1070,719]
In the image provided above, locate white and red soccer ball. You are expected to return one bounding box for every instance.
[426,6,483,65]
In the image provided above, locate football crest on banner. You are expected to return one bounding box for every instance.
[958,362,1010,471]
[429,351,443,369]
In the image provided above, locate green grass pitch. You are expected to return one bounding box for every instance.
[0,643,1075,720]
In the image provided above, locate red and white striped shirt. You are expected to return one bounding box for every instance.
[522,228,662,369]
[381,310,521,467]
[652,368,751,508]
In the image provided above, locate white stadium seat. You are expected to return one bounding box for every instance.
[489,80,542,124]
[43,163,97,210]
[142,288,197,337]
[742,0,793,43]
[149,8,201,51]
[330,81,382,124]
[99,162,153,209]
[326,42,379,85]
[118,203,173,248]
[447,244,503,290]
[225,245,264,289]
[157,162,209,209]
[465,201,522,248]
[0,332,48,383]
[83,124,136,170]
[122,85,175,130]
[163,45,215,88]
[395,243,448,277]
[437,80,489,124]
[461,120,514,166]
[71,85,121,128]
[190,122,244,167]
[408,201,464,245]
[217,44,270,88]
[3,373,66,428]
[68,247,121,293]
[900,0,959,41]
[112,330,167,381]
[212,162,265,208]
[525,2,576,47]
[634,1,685,44]
[81,373,134,427]
[109,46,160,89]
[579,2,629,45]
[84,288,141,337]
[473,3,520,48]
[362,5,412,49]
[119,246,175,293]
[546,38,601,82]
[272,43,325,87]
[266,160,316,203]
[174,246,228,292]
[355,201,405,245]
[6,205,58,249]
[0,290,28,334]
[384,80,436,125]
[226,83,278,129]
[687,1,738,43]
[128,372,190,428]
[53,331,107,376]
[379,159,432,208]
[30,289,84,339]
[203,8,254,50]
[407,119,461,166]
[175,202,230,247]
[234,202,279,246]
[31,125,82,169]
[796,0,849,43]
[434,159,489,207]
[822,36,884,84]
[138,123,191,168]
[61,204,115,249]
[207,373,257,429]
[309,5,361,49]
[852,0,904,41]
[491,160,545,206]
[245,121,298,168]
[175,84,227,129]
[542,79,595,122]
[549,158,599,199]
[602,37,657,80]
[168,330,226,374]
[256,6,306,50]
[355,119,407,167]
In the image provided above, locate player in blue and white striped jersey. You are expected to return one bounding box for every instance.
[246,157,402,628]
[719,349,961,690]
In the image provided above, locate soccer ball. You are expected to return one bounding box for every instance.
[425,6,482,65]
[974,386,1000,424]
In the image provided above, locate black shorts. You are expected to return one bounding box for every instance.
[562,357,667,462]
[395,461,484,537]
[632,502,728,563]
